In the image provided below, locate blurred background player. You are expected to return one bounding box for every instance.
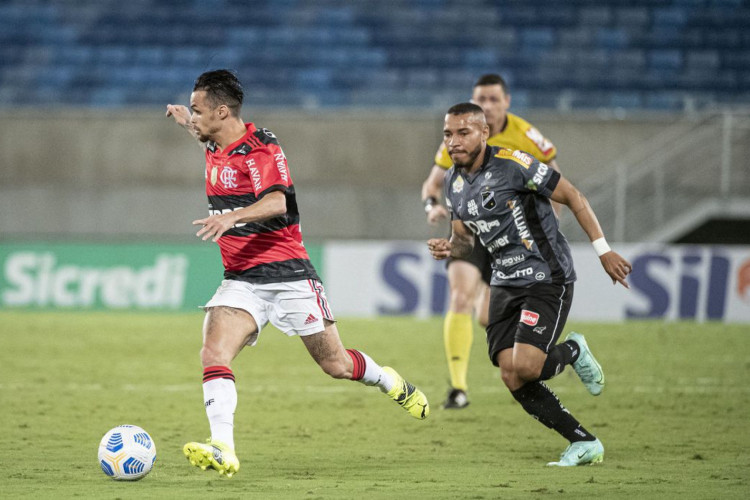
[421,74,562,408]
[166,69,429,477]
[428,103,631,465]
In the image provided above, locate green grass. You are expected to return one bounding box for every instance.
[2,311,749,499]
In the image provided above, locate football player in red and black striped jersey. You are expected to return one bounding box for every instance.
[166,70,429,477]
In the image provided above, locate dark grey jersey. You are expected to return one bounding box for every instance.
[444,146,576,287]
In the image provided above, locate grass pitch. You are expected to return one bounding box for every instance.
[1,311,748,499]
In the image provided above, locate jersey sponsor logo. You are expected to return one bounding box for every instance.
[465,219,500,234]
[220,166,238,189]
[533,163,549,186]
[452,175,465,193]
[500,254,525,267]
[487,235,510,253]
[507,200,534,250]
[210,166,218,186]
[245,158,255,168]
[525,127,555,156]
[496,266,534,280]
[520,309,540,326]
[467,199,478,216]
[274,153,289,183]
[249,167,262,193]
[262,128,277,139]
[533,326,546,334]
[535,272,546,280]
[481,191,496,210]
[495,148,531,169]
[485,171,492,180]
[512,150,534,166]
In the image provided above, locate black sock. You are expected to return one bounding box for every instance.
[511,381,595,442]
[539,340,579,381]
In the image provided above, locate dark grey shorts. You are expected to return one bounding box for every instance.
[486,282,574,366]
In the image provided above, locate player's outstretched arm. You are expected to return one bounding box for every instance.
[165,104,206,149]
[550,176,631,288]
[421,165,450,225]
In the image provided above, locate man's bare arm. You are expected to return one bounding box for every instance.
[550,176,631,287]
[449,219,474,259]
[421,164,450,225]
[193,191,287,243]
[166,104,206,149]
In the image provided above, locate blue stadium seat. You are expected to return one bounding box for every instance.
[0,0,744,110]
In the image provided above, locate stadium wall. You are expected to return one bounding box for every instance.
[0,109,682,242]
[1,241,748,323]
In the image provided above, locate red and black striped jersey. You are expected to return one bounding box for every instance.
[204,122,319,284]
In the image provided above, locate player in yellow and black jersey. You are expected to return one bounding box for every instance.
[421,74,562,409]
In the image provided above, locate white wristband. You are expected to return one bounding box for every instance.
[592,237,611,257]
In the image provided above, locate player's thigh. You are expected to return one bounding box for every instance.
[202,306,259,364]
[447,260,484,311]
[263,279,335,338]
[476,283,491,327]
[514,283,574,354]
[486,286,523,366]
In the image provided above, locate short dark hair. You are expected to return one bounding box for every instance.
[474,73,509,94]
[446,102,485,116]
[193,69,244,115]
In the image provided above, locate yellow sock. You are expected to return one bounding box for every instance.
[444,312,473,391]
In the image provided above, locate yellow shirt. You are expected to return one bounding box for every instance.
[434,112,557,169]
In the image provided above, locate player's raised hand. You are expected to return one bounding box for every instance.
[427,238,452,260]
[166,104,191,127]
[193,213,236,242]
[599,251,632,288]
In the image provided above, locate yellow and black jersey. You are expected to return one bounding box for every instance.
[434,112,557,169]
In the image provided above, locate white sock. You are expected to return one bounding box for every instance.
[202,372,237,449]
[347,349,394,393]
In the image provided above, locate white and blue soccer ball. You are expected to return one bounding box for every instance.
[98,425,156,480]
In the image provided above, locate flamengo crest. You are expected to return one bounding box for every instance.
[220,166,238,188]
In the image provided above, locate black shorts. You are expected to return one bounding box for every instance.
[447,241,493,285]
[485,282,574,366]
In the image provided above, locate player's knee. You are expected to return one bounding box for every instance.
[200,343,230,367]
[320,359,351,379]
[514,362,542,383]
[500,368,524,391]
[450,289,475,313]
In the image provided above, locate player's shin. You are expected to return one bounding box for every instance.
[511,381,595,442]
[345,349,394,392]
[444,311,473,391]
[202,366,237,449]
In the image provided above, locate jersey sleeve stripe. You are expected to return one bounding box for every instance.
[258,184,288,199]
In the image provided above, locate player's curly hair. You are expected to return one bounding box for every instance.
[193,69,244,115]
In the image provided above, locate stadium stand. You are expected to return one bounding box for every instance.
[0,0,748,110]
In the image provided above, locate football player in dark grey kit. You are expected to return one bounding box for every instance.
[427,103,631,466]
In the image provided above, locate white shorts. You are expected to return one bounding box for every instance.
[203,279,335,343]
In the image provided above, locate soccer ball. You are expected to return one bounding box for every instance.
[98,425,156,480]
